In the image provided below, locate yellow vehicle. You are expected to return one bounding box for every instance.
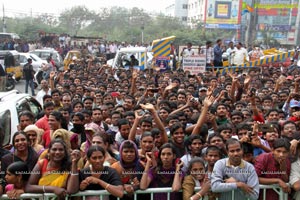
[0,50,23,81]
[63,50,81,71]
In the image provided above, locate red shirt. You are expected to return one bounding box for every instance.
[254,153,291,200]
[253,113,265,123]
[35,115,50,132]
[42,130,51,148]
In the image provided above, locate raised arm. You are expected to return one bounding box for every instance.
[162,83,177,100]
[192,96,215,135]
[49,71,56,91]
[140,153,153,190]
[130,70,138,96]
[66,150,81,194]
[128,111,144,142]
[172,161,183,192]
[169,97,193,116]
[140,103,168,144]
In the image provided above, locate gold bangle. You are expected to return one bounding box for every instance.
[196,192,202,198]
[105,184,110,190]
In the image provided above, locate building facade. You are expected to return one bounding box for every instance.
[165,0,189,24]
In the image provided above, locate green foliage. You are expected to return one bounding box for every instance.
[4,6,237,45]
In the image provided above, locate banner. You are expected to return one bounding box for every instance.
[183,55,206,75]
[205,0,242,28]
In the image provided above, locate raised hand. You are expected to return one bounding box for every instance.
[203,96,215,107]
[140,103,155,112]
[244,75,251,84]
[134,110,145,120]
[132,69,138,79]
[165,83,177,90]
[176,160,184,171]
[49,71,56,79]
[71,149,81,163]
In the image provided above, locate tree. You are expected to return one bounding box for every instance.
[58,6,97,36]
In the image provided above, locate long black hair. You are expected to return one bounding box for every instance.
[48,139,71,172]
[7,161,30,181]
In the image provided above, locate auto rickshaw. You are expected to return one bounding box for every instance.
[63,50,81,71]
[0,50,23,81]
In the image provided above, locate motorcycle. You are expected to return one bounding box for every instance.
[5,72,15,91]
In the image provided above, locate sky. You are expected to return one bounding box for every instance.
[1,0,174,18]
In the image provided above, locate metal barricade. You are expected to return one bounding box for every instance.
[0,184,289,200]
[0,193,43,200]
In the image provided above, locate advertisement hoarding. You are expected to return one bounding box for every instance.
[205,0,242,29]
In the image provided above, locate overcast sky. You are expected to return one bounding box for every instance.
[1,0,173,17]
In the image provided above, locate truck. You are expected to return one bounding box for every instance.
[108,36,176,71]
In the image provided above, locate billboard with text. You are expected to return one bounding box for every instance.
[205,0,242,29]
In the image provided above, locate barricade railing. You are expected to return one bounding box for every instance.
[0,184,289,200]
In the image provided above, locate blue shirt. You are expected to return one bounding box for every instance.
[214,45,223,62]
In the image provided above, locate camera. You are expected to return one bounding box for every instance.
[258,124,274,132]
[149,88,159,93]
[138,110,145,116]
[249,87,256,97]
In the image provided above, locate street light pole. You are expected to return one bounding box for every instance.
[2,4,6,33]
[141,19,144,45]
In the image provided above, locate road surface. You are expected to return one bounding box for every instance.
[15,79,39,95]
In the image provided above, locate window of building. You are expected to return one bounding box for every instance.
[182,4,188,9]
[182,16,187,21]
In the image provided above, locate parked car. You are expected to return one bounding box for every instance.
[19,53,47,72]
[30,48,63,70]
[0,50,23,81]
[0,90,42,146]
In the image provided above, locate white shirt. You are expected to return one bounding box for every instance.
[226,47,235,65]
[232,47,249,66]
[290,158,300,200]
[200,46,214,63]
[182,48,196,57]
[35,89,51,107]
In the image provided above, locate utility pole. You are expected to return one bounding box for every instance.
[30,8,33,24]
[2,4,6,33]
[294,0,300,46]
[141,18,144,45]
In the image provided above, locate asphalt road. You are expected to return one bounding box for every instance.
[15,79,39,95]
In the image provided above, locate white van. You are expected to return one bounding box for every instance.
[0,90,42,146]
[0,33,20,41]
[109,47,153,70]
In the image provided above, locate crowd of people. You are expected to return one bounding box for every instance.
[1,38,300,200]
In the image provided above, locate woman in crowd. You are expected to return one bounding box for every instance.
[25,139,80,199]
[83,133,119,168]
[23,125,44,155]
[1,131,39,176]
[182,158,211,200]
[111,140,144,200]
[140,143,184,200]
[39,128,73,160]
[138,132,157,168]
[79,146,123,199]
[72,101,84,113]
[4,161,30,199]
